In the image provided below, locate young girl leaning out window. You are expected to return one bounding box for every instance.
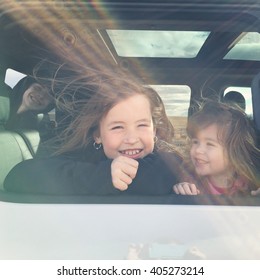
[173,101,260,196]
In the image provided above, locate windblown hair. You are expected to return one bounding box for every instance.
[187,100,260,189]
[55,72,177,156]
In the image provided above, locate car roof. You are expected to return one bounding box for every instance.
[0,0,260,90]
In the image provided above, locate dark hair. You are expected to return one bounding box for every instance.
[187,101,260,189]
[223,91,246,110]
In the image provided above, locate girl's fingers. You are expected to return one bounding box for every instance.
[173,183,199,195]
[251,188,260,196]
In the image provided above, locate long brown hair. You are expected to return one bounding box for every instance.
[187,101,260,190]
[55,72,177,156]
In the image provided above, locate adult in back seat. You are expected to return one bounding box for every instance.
[5,76,57,158]
[5,76,54,132]
[222,90,246,111]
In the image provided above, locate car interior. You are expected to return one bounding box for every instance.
[0,0,260,205]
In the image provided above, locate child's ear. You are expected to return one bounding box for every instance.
[94,136,102,144]
[93,131,102,144]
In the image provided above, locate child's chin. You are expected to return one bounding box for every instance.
[195,169,207,176]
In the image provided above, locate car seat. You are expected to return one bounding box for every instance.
[0,83,33,190]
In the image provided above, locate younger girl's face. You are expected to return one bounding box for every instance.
[190,124,232,184]
[22,83,52,112]
[95,94,156,159]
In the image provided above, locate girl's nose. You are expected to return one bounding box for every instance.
[123,130,139,144]
[195,144,205,154]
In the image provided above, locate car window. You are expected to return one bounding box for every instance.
[5,68,26,88]
[223,86,253,116]
[0,1,260,268]
[151,85,190,152]
[107,30,210,58]
[0,0,259,206]
[224,32,260,61]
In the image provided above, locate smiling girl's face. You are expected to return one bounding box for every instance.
[95,94,156,159]
[21,83,52,112]
[190,123,233,186]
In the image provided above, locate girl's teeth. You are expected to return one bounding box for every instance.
[197,159,207,164]
[124,150,140,155]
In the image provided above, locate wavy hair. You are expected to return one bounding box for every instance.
[186,101,260,190]
[54,72,177,156]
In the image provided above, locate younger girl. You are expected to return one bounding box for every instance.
[173,101,260,195]
[4,72,183,195]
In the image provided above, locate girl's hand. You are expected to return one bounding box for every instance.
[251,188,260,196]
[111,156,139,191]
[173,182,200,195]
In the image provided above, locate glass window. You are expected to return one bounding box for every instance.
[223,86,252,116]
[5,68,26,88]
[224,32,260,61]
[150,85,191,151]
[150,85,191,117]
[107,30,210,58]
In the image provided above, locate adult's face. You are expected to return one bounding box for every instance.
[21,83,53,112]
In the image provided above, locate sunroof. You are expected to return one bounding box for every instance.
[106,30,210,58]
[224,32,260,61]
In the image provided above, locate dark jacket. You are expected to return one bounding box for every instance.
[4,151,183,195]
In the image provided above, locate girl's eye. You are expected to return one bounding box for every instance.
[206,142,215,147]
[191,139,198,145]
[111,126,123,130]
[138,123,149,127]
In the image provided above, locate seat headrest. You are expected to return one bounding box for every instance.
[251,72,260,130]
[0,84,11,128]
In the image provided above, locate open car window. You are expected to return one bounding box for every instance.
[0,0,259,204]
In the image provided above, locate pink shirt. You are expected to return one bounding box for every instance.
[205,177,248,195]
